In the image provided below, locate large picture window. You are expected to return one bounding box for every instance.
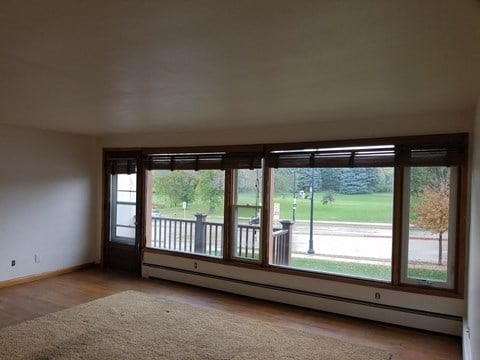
[104,133,467,296]
[269,167,394,282]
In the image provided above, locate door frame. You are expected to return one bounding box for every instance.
[102,150,144,274]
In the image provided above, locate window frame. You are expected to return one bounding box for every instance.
[110,173,137,245]
[267,165,396,283]
[144,167,227,258]
[400,166,459,290]
[104,133,468,298]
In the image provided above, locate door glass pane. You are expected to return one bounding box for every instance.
[233,169,263,261]
[404,167,455,286]
[270,167,394,282]
[145,169,225,257]
[110,173,137,245]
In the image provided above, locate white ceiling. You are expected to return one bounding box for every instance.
[0,1,479,135]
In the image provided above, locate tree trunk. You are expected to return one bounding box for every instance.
[438,232,443,265]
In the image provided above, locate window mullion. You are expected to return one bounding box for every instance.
[391,167,404,285]
[261,167,273,266]
[223,169,234,261]
[454,164,467,296]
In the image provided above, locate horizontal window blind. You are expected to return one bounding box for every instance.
[105,158,137,175]
[397,145,466,167]
[144,152,263,170]
[265,146,395,168]
[265,135,466,168]
[104,133,467,171]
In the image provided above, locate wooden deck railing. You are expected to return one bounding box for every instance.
[149,214,293,265]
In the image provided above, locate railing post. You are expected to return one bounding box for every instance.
[279,220,294,266]
[195,213,207,253]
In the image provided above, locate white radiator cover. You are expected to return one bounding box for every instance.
[143,252,464,336]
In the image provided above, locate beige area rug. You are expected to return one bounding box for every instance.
[0,290,391,359]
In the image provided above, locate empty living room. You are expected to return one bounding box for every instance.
[1,1,479,359]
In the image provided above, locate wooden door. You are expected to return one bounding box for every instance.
[103,152,143,274]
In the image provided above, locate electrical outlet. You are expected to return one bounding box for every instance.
[11,260,15,266]
[34,254,40,263]
[194,262,198,269]
[374,292,381,300]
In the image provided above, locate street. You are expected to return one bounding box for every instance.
[287,221,447,265]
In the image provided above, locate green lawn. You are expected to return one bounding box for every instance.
[155,191,395,223]
[239,192,394,223]
[290,257,447,282]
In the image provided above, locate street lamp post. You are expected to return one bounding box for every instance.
[308,168,315,254]
[292,170,297,221]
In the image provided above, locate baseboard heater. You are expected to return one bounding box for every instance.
[143,263,462,335]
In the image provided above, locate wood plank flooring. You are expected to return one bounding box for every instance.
[0,267,462,359]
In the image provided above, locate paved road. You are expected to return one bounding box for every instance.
[285,221,446,264]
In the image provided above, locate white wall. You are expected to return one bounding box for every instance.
[466,101,480,359]
[0,125,97,281]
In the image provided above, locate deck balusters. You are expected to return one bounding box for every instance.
[150,215,291,264]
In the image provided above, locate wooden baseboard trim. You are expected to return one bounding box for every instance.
[0,263,96,289]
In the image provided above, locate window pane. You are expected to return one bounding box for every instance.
[145,170,225,257]
[233,169,263,261]
[270,168,393,282]
[116,225,135,239]
[404,167,454,285]
[110,173,137,244]
[116,203,136,226]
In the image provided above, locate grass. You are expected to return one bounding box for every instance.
[153,189,445,283]
[240,192,394,223]
[155,192,396,223]
[152,197,225,220]
[290,257,392,281]
[290,257,447,282]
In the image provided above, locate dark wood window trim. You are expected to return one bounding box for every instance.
[105,133,468,298]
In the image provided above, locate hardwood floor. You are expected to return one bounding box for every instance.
[0,267,461,360]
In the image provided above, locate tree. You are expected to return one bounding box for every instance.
[411,167,449,195]
[296,168,321,197]
[413,181,449,265]
[272,168,294,197]
[320,168,341,192]
[196,170,224,213]
[339,168,370,194]
[373,168,394,193]
[153,170,197,207]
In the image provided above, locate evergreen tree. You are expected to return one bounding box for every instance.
[339,168,370,194]
[320,168,341,192]
[365,168,379,193]
[296,168,321,196]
